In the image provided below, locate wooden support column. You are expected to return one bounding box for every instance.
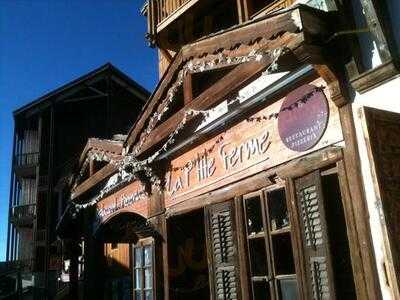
[338,103,382,300]
[314,64,382,300]
[148,183,169,300]
[83,210,105,299]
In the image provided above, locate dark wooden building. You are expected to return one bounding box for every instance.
[6,63,149,299]
[59,0,400,300]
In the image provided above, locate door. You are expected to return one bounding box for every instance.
[361,107,400,298]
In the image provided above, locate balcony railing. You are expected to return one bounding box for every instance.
[251,0,295,18]
[10,204,36,227]
[151,0,198,28]
[15,152,39,168]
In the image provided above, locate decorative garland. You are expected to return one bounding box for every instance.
[70,46,291,215]
[73,109,209,212]
[133,47,289,156]
[168,85,326,172]
[245,85,326,122]
[72,149,119,192]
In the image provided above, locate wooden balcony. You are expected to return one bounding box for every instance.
[147,0,298,36]
[14,152,39,178]
[149,0,200,32]
[10,204,36,227]
[15,152,39,167]
[251,0,295,19]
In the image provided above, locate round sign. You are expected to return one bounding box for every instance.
[278,84,329,152]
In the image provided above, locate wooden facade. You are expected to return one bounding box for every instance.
[56,1,400,300]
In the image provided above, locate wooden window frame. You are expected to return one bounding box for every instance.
[241,183,300,300]
[346,0,399,93]
[278,147,374,299]
[132,238,156,300]
[242,190,274,298]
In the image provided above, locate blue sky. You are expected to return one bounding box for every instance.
[0,0,157,261]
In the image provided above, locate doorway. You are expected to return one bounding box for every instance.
[103,242,132,300]
[167,209,210,300]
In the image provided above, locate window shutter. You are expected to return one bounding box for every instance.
[294,170,335,300]
[205,201,240,300]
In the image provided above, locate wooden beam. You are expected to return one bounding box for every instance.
[79,138,123,166]
[125,51,183,149]
[181,10,299,60]
[183,72,193,105]
[137,60,270,156]
[71,164,117,200]
[89,159,95,176]
[159,48,173,63]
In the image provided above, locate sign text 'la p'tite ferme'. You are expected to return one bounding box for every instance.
[166,130,272,196]
[164,80,342,207]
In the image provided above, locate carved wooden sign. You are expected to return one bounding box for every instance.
[165,78,342,208]
[95,180,148,226]
[278,84,329,152]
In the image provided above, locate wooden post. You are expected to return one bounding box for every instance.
[338,103,382,300]
[148,181,169,300]
[314,63,382,300]
[236,0,249,23]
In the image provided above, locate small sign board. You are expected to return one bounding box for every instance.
[278,84,329,152]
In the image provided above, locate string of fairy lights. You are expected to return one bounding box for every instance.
[70,46,323,215]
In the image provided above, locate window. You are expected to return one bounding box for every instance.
[132,240,154,300]
[243,186,298,299]
[346,0,398,92]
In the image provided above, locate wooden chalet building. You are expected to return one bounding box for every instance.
[6,64,149,299]
[58,1,400,300]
